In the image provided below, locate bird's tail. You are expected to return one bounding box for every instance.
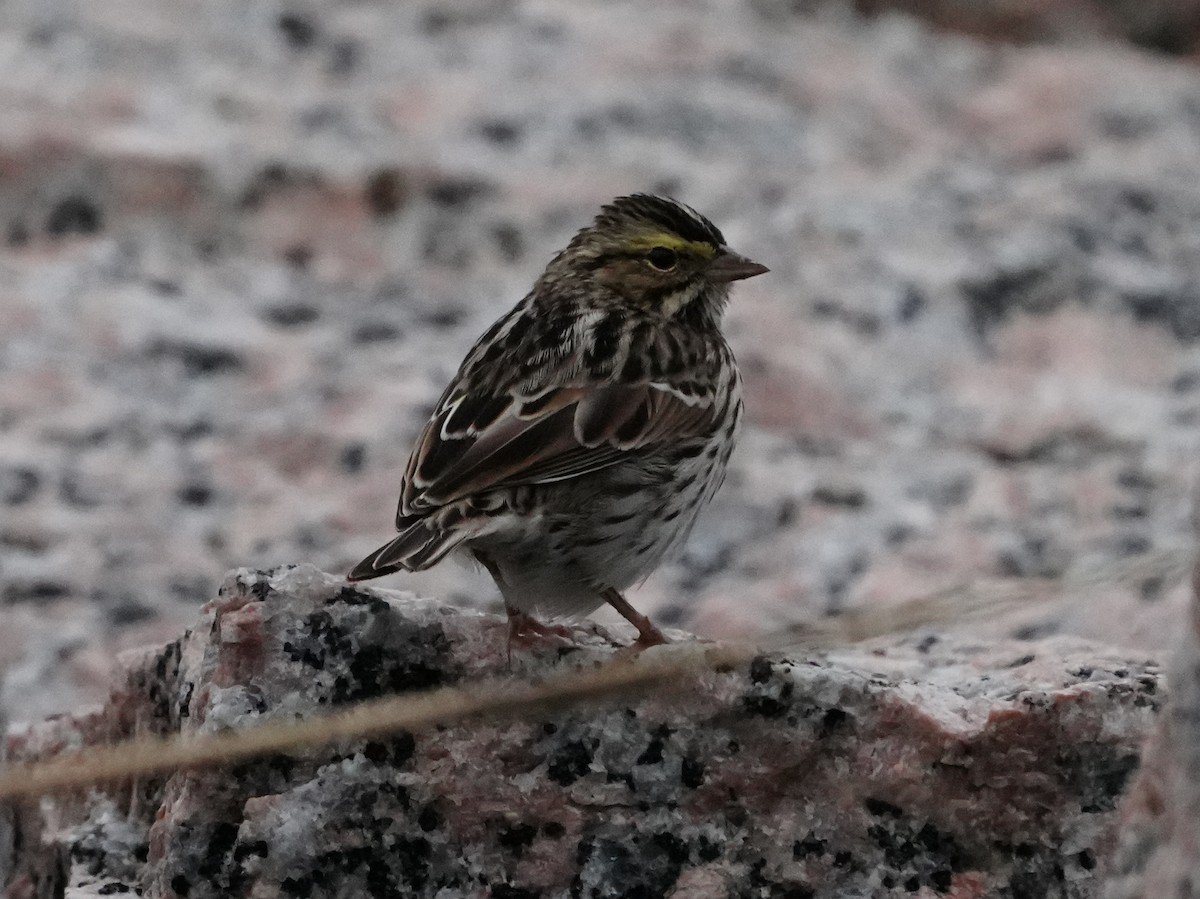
[347,517,472,581]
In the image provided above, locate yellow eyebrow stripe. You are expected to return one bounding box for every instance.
[623,232,717,258]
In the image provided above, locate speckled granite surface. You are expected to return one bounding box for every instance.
[3,566,1162,898]
[2,0,1200,725]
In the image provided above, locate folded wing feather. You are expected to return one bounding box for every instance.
[396,381,718,522]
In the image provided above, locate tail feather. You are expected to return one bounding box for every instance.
[347,519,472,581]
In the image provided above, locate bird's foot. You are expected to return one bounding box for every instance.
[608,624,670,658]
[508,612,575,642]
[630,623,670,649]
[505,607,576,664]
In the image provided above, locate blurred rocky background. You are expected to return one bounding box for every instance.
[3,0,1200,724]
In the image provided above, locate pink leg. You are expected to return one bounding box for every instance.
[601,588,669,648]
[475,550,577,661]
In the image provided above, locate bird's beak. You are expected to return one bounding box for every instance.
[707,248,769,283]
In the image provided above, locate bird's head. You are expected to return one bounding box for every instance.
[549,194,768,318]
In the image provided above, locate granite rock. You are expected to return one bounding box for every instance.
[1102,563,1200,899]
[3,566,1162,898]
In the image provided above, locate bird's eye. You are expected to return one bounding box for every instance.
[646,246,678,271]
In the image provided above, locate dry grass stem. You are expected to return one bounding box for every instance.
[0,644,749,802]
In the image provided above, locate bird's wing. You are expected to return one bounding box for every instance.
[396,376,723,520]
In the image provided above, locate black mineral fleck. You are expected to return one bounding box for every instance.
[547,739,594,786]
